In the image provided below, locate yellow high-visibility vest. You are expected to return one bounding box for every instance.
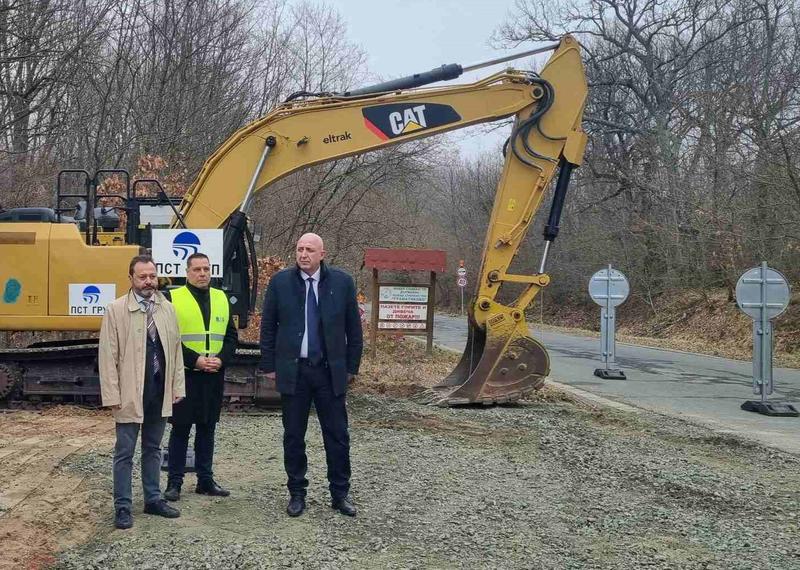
[171,286,229,357]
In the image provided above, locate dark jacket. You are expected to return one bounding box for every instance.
[165,284,238,424]
[259,262,363,396]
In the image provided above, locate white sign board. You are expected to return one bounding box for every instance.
[151,229,223,277]
[457,277,467,288]
[379,303,427,321]
[378,321,426,330]
[457,267,466,277]
[68,284,116,316]
[379,286,428,303]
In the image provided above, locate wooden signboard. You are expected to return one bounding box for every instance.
[363,248,446,357]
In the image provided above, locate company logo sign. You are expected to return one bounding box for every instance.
[172,231,201,261]
[69,284,115,315]
[151,229,223,278]
[363,103,461,141]
[82,285,101,304]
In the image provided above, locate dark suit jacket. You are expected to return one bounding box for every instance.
[259,262,363,396]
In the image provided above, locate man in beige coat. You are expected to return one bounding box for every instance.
[99,254,186,529]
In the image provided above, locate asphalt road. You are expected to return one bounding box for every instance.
[428,312,800,455]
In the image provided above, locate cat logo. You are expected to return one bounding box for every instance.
[363,103,461,141]
[390,105,427,135]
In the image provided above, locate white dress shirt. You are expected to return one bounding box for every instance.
[300,267,321,358]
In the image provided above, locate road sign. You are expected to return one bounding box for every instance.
[736,266,790,320]
[588,265,629,380]
[589,267,630,307]
[457,277,467,288]
[735,262,798,417]
[457,267,466,277]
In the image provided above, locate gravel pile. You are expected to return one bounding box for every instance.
[55,394,800,569]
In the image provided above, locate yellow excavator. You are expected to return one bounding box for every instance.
[0,36,588,406]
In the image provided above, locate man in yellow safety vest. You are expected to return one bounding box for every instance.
[163,252,237,501]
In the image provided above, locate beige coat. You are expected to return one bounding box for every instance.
[99,290,186,423]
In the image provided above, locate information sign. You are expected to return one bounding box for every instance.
[378,303,427,321]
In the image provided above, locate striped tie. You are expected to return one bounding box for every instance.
[145,300,161,376]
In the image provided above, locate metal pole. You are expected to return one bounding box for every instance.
[538,241,551,275]
[760,261,772,401]
[460,287,464,316]
[371,269,379,359]
[240,136,276,215]
[426,271,436,355]
[462,42,562,73]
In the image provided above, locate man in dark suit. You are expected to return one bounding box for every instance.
[259,233,363,517]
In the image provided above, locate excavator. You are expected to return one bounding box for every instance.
[0,35,588,407]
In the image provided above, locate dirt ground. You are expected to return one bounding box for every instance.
[0,408,115,570]
[1,338,799,569]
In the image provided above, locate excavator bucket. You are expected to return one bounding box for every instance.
[424,313,550,406]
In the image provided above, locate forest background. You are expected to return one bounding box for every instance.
[2,0,798,358]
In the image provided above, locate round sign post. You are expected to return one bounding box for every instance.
[589,265,630,380]
[735,262,798,417]
[457,275,467,315]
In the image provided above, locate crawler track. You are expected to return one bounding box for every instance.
[0,340,280,409]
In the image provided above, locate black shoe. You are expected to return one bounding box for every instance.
[196,479,230,497]
[286,495,306,517]
[163,483,181,502]
[114,507,133,529]
[144,499,180,518]
[331,495,357,517]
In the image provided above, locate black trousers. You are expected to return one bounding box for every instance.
[167,422,217,486]
[282,361,350,500]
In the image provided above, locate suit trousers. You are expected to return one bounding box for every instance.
[282,361,350,499]
[167,422,217,486]
[113,417,167,510]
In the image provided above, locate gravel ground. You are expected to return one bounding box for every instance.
[53,392,800,570]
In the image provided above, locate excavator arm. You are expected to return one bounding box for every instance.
[179,35,587,405]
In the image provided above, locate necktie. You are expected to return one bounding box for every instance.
[145,300,161,376]
[306,277,322,364]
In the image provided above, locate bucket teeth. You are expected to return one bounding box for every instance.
[427,321,550,406]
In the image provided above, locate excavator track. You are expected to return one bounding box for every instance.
[0,341,280,408]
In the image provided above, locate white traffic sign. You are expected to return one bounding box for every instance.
[457,267,467,277]
[457,277,467,288]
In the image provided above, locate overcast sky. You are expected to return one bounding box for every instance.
[324,0,533,158]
